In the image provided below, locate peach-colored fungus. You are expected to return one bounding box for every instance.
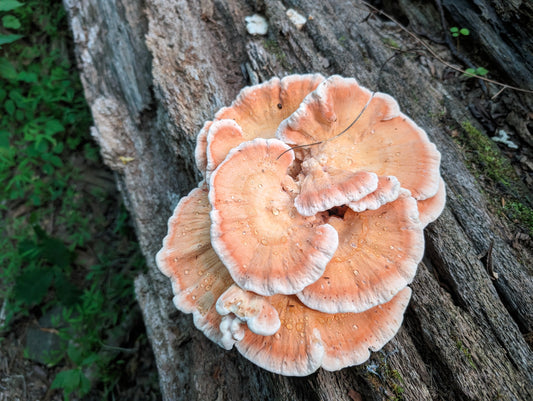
[209,138,338,296]
[157,74,445,376]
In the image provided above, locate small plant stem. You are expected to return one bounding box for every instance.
[360,1,533,95]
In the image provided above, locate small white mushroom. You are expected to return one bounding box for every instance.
[245,14,268,36]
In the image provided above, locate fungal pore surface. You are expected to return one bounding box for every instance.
[156,75,445,376]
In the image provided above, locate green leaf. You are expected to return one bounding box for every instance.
[51,369,82,395]
[460,28,470,36]
[452,32,459,37]
[44,119,65,136]
[476,67,488,76]
[0,57,17,80]
[4,99,15,115]
[2,15,21,29]
[49,155,63,168]
[55,272,81,306]
[13,267,54,305]
[0,130,9,148]
[67,344,84,366]
[0,0,24,11]
[0,34,23,45]
[450,27,459,33]
[465,68,476,75]
[16,71,37,83]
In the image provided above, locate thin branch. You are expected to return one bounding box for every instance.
[360,0,533,95]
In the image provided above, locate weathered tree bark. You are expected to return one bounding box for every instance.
[63,0,532,400]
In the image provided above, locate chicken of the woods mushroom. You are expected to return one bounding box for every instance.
[157,74,445,376]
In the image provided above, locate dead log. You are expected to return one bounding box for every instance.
[63,0,532,399]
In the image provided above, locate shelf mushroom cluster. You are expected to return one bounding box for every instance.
[157,74,445,376]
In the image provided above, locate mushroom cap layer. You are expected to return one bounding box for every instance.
[209,138,339,296]
[297,190,423,313]
[348,175,401,213]
[215,74,325,140]
[156,186,235,349]
[294,157,379,216]
[277,75,441,201]
[216,284,281,336]
[235,287,412,376]
[418,177,446,227]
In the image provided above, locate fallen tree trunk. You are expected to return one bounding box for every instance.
[63,0,533,399]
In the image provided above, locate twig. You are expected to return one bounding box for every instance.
[433,0,487,94]
[360,0,533,95]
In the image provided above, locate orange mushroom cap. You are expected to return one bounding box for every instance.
[277,75,441,201]
[348,175,401,213]
[209,138,339,296]
[418,177,446,227]
[294,156,379,216]
[216,284,281,336]
[194,121,212,176]
[235,287,412,376]
[297,190,423,313]
[215,74,325,140]
[156,186,235,349]
[205,119,245,179]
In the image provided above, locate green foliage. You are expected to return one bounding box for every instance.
[0,1,153,399]
[450,26,470,37]
[464,66,489,77]
[0,0,24,45]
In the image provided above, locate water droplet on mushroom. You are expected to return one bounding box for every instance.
[286,323,293,330]
[198,270,204,276]
[261,238,268,245]
[350,242,357,248]
[352,324,358,330]
[353,269,359,276]
[184,269,190,275]
[275,333,281,339]
[390,245,395,249]
[272,207,280,216]
[258,183,263,189]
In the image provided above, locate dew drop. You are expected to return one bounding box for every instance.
[192,295,196,300]
[352,324,358,330]
[184,269,190,275]
[258,183,263,189]
[173,258,178,262]
[353,270,359,276]
[286,323,293,330]
[272,207,280,216]
[242,264,247,269]
[261,238,268,245]
[275,333,281,339]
